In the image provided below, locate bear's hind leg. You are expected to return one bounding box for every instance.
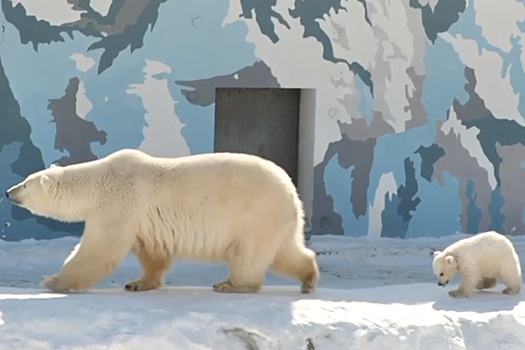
[500,258,522,295]
[213,260,267,293]
[213,245,271,294]
[270,238,319,294]
[125,245,172,292]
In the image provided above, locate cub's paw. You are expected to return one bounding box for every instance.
[448,290,468,299]
[503,287,520,295]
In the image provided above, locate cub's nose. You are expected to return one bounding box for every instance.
[5,191,9,199]
[438,282,445,287]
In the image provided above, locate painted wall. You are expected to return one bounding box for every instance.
[0,0,522,241]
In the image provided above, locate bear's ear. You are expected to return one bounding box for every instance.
[432,250,441,258]
[49,163,58,169]
[444,255,456,265]
[40,174,55,191]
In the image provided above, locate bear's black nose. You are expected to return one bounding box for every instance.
[5,191,9,199]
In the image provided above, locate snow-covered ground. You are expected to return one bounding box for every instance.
[0,234,524,349]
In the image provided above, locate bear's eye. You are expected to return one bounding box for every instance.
[23,184,26,189]
[440,273,444,276]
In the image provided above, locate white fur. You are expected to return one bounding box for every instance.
[432,231,522,298]
[6,149,319,294]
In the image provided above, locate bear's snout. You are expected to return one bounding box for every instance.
[5,188,19,204]
[438,281,448,287]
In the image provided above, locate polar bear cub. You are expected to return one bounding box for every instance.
[6,149,319,294]
[432,231,522,298]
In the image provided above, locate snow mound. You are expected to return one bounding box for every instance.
[0,283,524,350]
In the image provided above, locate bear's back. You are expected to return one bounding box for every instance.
[449,231,518,264]
[100,150,302,223]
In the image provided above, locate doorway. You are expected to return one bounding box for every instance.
[214,87,300,185]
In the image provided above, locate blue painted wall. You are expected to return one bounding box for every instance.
[1,0,525,240]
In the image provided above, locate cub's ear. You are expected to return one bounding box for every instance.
[40,175,55,191]
[49,163,59,169]
[444,255,456,265]
[431,249,441,258]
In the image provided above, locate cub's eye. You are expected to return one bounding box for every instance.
[23,184,27,189]
[440,273,444,276]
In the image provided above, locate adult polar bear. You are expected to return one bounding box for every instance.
[6,149,319,294]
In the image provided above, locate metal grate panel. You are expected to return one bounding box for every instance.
[214,88,300,185]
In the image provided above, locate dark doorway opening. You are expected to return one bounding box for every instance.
[214,87,300,185]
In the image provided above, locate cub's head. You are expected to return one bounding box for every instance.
[432,250,458,287]
[5,164,79,222]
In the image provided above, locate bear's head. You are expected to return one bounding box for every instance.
[432,251,458,287]
[5,163,86,222]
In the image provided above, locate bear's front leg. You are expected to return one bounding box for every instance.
[449,272,477,299]
[41,219,133,293]
[125,246,172,292]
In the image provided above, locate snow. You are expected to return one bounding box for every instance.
[0,233,524,349]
